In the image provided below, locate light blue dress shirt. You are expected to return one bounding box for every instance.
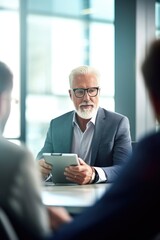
[72,112,107,183]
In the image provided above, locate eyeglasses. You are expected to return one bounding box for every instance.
[71,87,100,98]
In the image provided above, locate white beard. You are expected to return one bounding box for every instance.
[76,107,97,119]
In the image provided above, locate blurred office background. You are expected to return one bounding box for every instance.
[0,0,159,157]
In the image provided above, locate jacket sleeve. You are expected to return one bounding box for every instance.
[101,116,132,182]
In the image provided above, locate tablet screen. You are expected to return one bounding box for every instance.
[43,153,79,184]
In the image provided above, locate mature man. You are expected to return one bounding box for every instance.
[37,65,132,185]
[46,39,160,240]
[0,61,51,239]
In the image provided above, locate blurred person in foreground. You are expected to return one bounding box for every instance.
[37,65,132,185]
[46,39,160,240]
[0,61,53,239]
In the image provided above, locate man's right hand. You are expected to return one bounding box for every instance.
[38,159,52,179]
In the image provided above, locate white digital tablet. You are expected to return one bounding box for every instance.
[43,153,79,184]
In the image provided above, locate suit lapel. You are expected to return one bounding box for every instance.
[55,112,74,153]
[91,108,106,164]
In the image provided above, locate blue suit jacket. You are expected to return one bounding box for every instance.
[48,131,160,240]
[37,107,132,182]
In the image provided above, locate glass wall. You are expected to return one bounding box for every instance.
[26,0,115,156]
[1,0,158,157]
[156,1,160,37]
[0,0,115,156]
[0,1,20,140]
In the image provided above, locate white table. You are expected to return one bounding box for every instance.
[41,183,112,214]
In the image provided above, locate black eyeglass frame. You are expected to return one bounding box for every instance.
[71,87,100,98]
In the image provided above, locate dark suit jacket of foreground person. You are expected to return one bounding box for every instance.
[37,107,132,183]
[48,131,160,240]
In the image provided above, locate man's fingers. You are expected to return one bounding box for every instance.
[39,159,52,169]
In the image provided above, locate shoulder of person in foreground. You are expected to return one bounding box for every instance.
[0,137,51,239]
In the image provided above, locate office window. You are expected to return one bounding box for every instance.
[0,8,20,139]
[156,1,160,37]
[26,0,115,156]
[0,0,115,155]
[0,0,18,9]
[0,0,158,156]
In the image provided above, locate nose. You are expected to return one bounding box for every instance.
[83,90,90,100]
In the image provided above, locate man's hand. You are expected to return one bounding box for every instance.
[38,159,52,179]
[64,158,93,185]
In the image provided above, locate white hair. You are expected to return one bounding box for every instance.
[69,65,101,87]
